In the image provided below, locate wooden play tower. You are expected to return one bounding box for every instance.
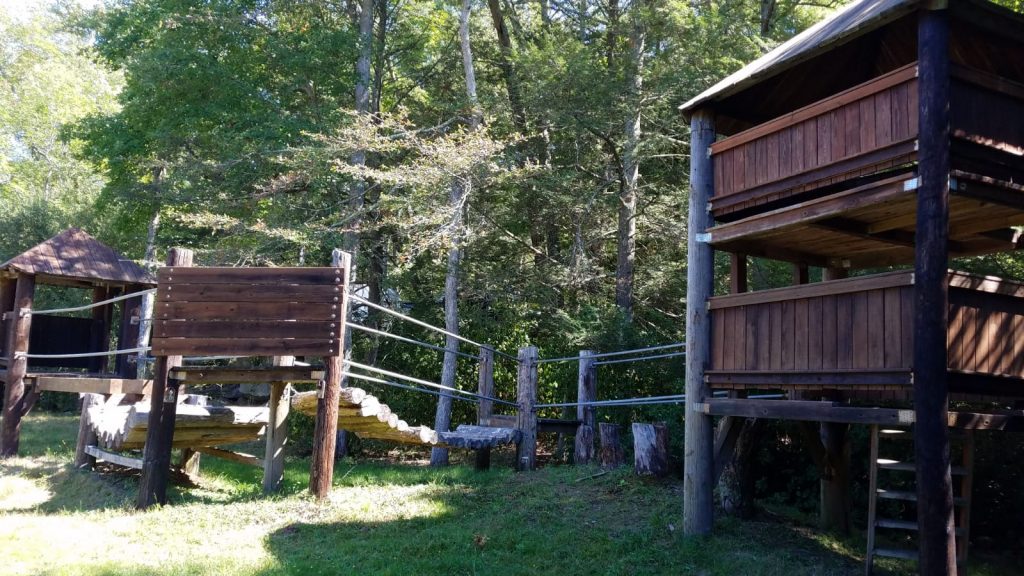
[680,1,1024,574]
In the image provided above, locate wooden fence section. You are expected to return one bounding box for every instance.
[151,267,345,357]
[708,271,1024,393]
[710,63,919,218]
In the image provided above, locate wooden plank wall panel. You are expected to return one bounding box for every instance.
[951,80,1024,159]
[709,73,919,211]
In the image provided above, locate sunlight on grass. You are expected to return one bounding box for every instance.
[0,474,51,510]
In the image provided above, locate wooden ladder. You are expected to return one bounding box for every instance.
[864,425,975,575]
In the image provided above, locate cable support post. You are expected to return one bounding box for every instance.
[21,288,157,317]
[347,323,481,360]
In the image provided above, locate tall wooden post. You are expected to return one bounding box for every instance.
[89,286,114,373]
[515,346,538,471]
[574,350,596,464]
[263,355,294,493]
[1,273,36,458]
[137,248,193,508]
[333,249,349,461]
[474,346,495,470]
[684,108,716,536]
[729,254,747,294]
[915,5,956,574]
[116,285,145,378]
[309,251,350,499]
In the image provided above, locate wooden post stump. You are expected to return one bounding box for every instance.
[515,346,538,471]
[574,424,595,465]
[599,423,625,468]
[475,346,495,471]
[74,393,104,468]
[136,247,193,509]
[633,422,669,477]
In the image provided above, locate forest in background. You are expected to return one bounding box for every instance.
[2,0,1023,548]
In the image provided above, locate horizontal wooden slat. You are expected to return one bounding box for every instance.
[152,338,339,357]
[84,446,144,469]
[709,270,913,309]
[705,370,912,387]
[195,446,264,467]
[157,283,342,303]
[696,398,914,425]
[157,301,340,321]
[156,320,339,340]
[159,267,342,285]
[711,63,919,154]
[35,376,152,395]
[168,367,326,384]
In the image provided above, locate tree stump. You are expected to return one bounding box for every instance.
[599,423,625,468]
[632,422,669,477]
[74,393,104,468]
[574,424,595,465]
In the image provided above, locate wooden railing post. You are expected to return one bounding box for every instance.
[574,350,596,464]
[137,247,193,508]
[263,355,294,493]
[474,346,495,470]
[309,250,350,499]
[334,249,349,460]
[0,273,36,458]
[515,346,538,471]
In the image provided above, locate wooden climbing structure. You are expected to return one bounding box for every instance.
[680,0,1024,573]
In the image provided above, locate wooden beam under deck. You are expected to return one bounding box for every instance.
[168,367,326,384]
[695,398,1024,430]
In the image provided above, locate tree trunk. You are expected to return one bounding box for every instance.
[718,418,762,519]
[615,9,645,322]
[431,0,480,466]
[136,199,161,376]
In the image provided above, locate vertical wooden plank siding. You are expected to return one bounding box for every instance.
[884,287,904,369]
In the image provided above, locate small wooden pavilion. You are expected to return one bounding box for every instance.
[0,228,155,456]
[679,1,1024,573]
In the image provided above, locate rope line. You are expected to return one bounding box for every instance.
[342,371,480,404]
[348,294,516,361]
[344,359,516,407]
[534,392,784,409]
[21,288,157,317]
[16,346,151,360]
[536,342,685,364]
[348,323,482,360]
[593,351,686,366]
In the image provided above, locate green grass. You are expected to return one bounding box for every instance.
[0,415,1019,576]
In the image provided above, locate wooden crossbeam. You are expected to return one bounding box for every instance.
[169,367,325,384]
[195,446,264,468]
[35,376,152,395]
[85,445,144,469]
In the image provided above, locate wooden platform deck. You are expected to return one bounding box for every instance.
[291,388,520,449]
[86,397,269,450]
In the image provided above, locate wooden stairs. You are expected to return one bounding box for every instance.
[290,387,520,449]
[864,425,975,574]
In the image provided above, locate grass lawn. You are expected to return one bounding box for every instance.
[0,414,1019,576]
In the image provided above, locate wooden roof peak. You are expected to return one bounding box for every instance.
[1,228,156,286]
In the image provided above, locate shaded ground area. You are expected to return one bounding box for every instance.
[0,415,1019,576]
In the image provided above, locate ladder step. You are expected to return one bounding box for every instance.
[876,460,969,475]
[876,518,918,530]
[874,547,918,561]
[876,489,968,505]
[874,518,967,535]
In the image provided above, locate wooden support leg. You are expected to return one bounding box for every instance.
[474,448,491,471]
[819,422,851,534]
[136,248,192,509]
[1,273,36,458]
[515,346,538,471]
[74,393,104,468]
[264,355,293,493]
[718,418,762,519]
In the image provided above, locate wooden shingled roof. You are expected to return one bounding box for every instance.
[1,228,155,286]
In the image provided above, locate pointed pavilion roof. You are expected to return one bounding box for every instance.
[1,228,155,286]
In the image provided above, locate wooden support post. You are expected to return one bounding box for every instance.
[309,251,351,499]
[819,422,851,534]
[136,248,193,508]
[684,107,716,536]
[633,422,669,477]
[599,422,625,468]
[116,285,145,378]
[1,273,36,458]
[916,6,957,575]
[332,249,349,461]
[729,253,747,294]
[179,449,201,478]
[74,393,104,468]
[822,268,848,281]
[263,355,293,493]
[574,350,596,464]
[791,263,809,286]
[475,346,495,471]
[89,286,113,373]
[515,346,538,471]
